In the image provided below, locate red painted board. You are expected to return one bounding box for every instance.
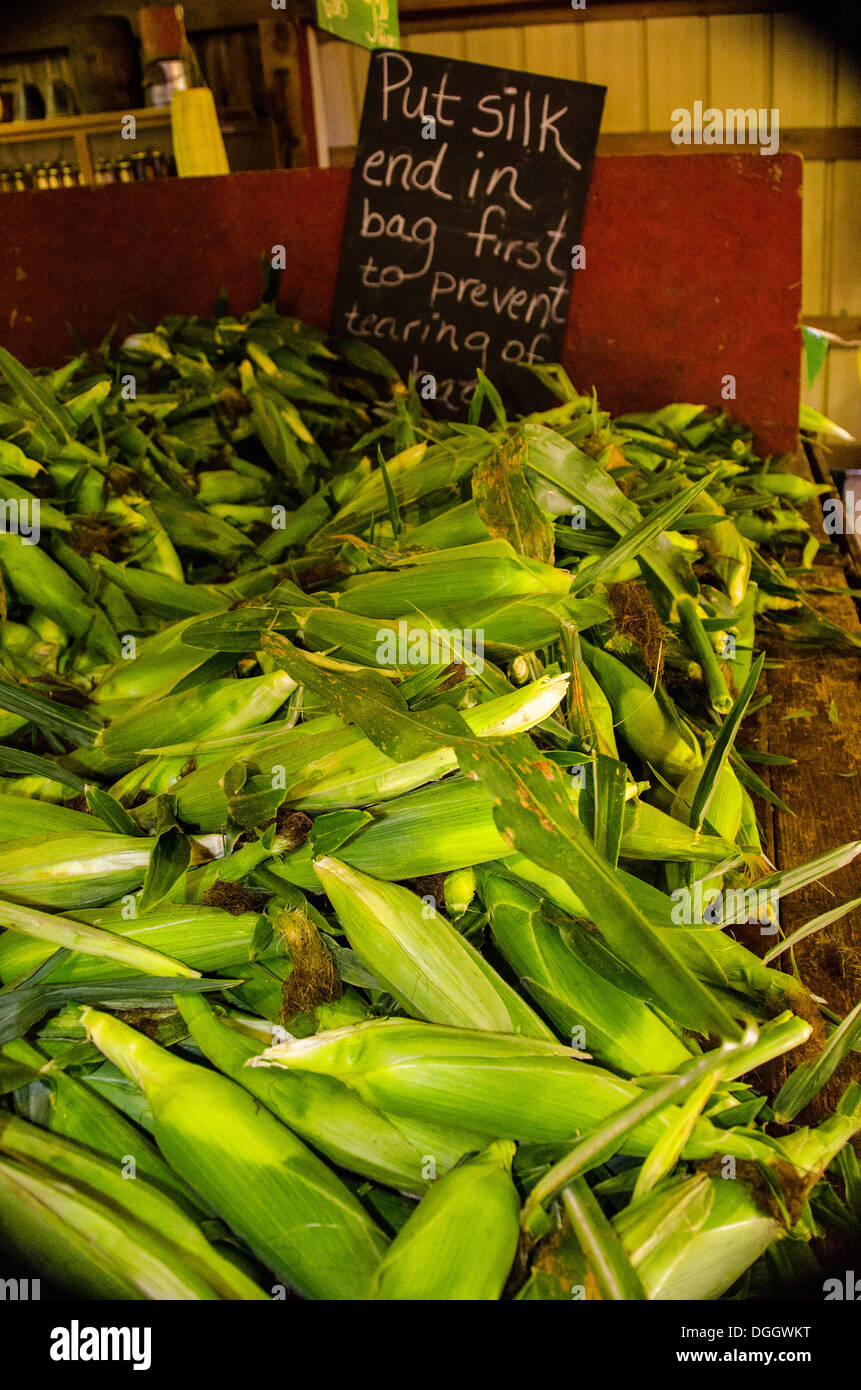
[567,154,803,456]
[0,157,801,453]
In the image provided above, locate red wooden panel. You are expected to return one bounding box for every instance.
[568,154,803,455]
[0,156,801,452]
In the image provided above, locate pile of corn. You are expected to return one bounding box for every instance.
[0,292,859,1302]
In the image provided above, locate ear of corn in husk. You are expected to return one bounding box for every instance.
[81,1005,388,1299]
[0,904,264,985]
[313,856,554,1039]
[581,640,701,781]
[0,1152,221,1300]
[373,1141,521,1300]
[0,1113,265,1299]
[177,994,483,1194]
[477,867,693,1074]
[254,1018,773,1161]
[0,835,151,908]
[4,1035,202,1212]
[286,674,569,809]
[97,670,296,760]
[276,775,736,894]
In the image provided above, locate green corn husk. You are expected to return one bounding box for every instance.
[314,856,554,1039]
[666,751,744,894]
[316,437,493,540]
[278,776,737,893]
[82,1006,389,1299]
[286,675,569,810]
[568,649,619,757]
[672,751,744,844]
[335,540,571,619]
[139,678,564,828]
[617,1175,779,1302]
[736,510,809,543]
[581,641,701,782]
[0,793,110,842]
[478,868,692,1074]
[0,896,200,980]
[89,554,230,620]
[0,1153,229,1300]
[255,1019,772,1161]
[196,470,268,504]
[444,866,477,917]
[177,994,484,1195]
[694,490,751,606]
[290,593,607,668]
[0,710,29,739]
[0,532,93,637]
[97,670,297,759]
[616,1087,861,1299]
[750,472,828,504]
[506,852,811,1019]
[621,796,740,865]
[374,1141,520,1300]
[0,1114,266,1299]
[92,615,217,708]
[404,499,491,549]
[4,1037,202,1211]
[0,834,151,908]
[0,904,263,985]
[134,715,348,832]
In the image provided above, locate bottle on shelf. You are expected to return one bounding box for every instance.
[134,148,155,180]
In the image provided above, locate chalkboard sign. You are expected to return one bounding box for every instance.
[332,49,605,417]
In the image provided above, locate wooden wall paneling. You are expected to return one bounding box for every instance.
[824,349,861,441]
[771,12,836,126]
[771,16,838,429]
[835,51,861,126]
[825,159,861,434]
[830,162,861,314]
[800,159,829,415]
[583,19,647,131]
[317,39,360,151]
[643,16,708,130]
[460,25,526,69]
[346,45,371,128]
[800,368,828,417]
[707,12,771,110]
[801,160,828,316]
[523,21,585,81]
[402,29,467,59]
